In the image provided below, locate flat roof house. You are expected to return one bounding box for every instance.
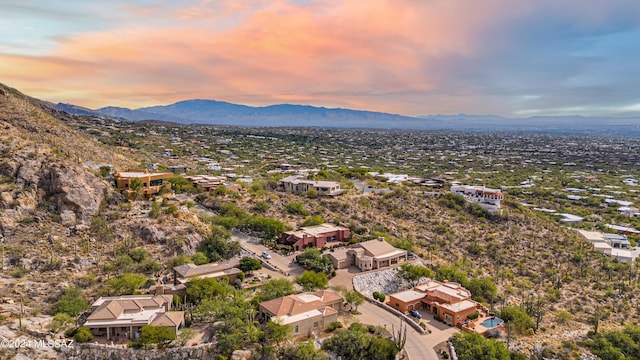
[278,175,343,196]
[172,258,242,285]
[113,169,173,199]
[450,185,503,214]
[575,229,639,264]
[328,237,408,272]
[280,223,350,251]
[259,290,343,336]
[83,295,184,341]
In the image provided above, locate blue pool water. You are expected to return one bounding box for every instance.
[480,317,504,328]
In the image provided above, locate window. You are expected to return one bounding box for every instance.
[314,322,318,328]
[294,325,299,334]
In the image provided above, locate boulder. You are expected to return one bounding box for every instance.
[40,164,111,223]
[59,210,76,226]
[0,192,13,207]
[0,209,21,234]
[181,233,203,256]
[141,225,165,243]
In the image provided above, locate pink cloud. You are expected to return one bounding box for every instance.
[2,0,613,115]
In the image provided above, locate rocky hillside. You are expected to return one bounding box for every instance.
[0,83,134,232]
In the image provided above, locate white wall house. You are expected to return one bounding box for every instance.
[450,185,503,214]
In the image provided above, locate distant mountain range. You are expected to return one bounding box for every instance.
[53,99,640,136]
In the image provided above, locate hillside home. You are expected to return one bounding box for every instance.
[167,165,188,173]
[280,223,350,251]
[328,237,408,271]
[172,258,242,285]
[575,229,639,264]
[387,280,484,327]
[112,169,173,199]
[450,185,503,214]
[258,290,343,336]
[83,295,184,341]
[278,175,343,196]
[185,175,227,191]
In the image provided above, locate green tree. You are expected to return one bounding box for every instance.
[397,263,433,286]
[301,215,325,227]
[500,306,534,332]
[435,265,469,287]
[191,252,209,265]
[167,254,193,268]
[73,327,94,343]
[186,277,230,304]
[450,331,510,360]
[107,273,147,295]
[48,313,74,332]
[238,256,262,274]
[468,277,498,303]
[286,201,310,216]
[53,287,89,317]
[293,340,331,360]
[128,248,147,263]
[129,178,144,200]
[149,200,161,218]
[167,176,196,193]
[296,271,328,291]
[255,279,295,303]
[246,216,287,239]
[295,248,334,274]
[344,290,365,312]
[138,325,176,348]
[198,227,240,262]
[266,320,291,345]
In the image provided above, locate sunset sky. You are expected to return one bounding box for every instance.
[1,0,640,117]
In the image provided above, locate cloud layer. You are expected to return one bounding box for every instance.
[1,0,640,117]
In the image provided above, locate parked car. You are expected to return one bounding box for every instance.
[409,309,422,319]
[262,251,271,259]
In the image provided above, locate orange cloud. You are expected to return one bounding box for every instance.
[0,0,549,114]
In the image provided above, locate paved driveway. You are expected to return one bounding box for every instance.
[231,231,304,276]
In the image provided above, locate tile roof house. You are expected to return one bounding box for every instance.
[387,280,484,327]
[259,290,343,336]
[280,223,350,251]
[83,295,184,341]
[328,237,408,271]
[172,258,242,285]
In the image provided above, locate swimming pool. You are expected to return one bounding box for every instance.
[480,317,504,328]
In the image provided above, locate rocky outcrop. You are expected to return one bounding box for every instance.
[61,343,219,360]
[40,164,111,223]
[0,159,113,226]
[140,225,165,243]
[181,233,203,256]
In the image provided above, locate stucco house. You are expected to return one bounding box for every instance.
[328,237,408,271]
[280,223,350,251]
[278,175,343,196]
[113,168,173,199]
[83,295,184,341]
[258,290,343,336]
[450,184,503,214]
[387,280,483,327]
[172,258,242,285]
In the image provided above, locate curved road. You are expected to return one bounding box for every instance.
[356,302,458,360]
